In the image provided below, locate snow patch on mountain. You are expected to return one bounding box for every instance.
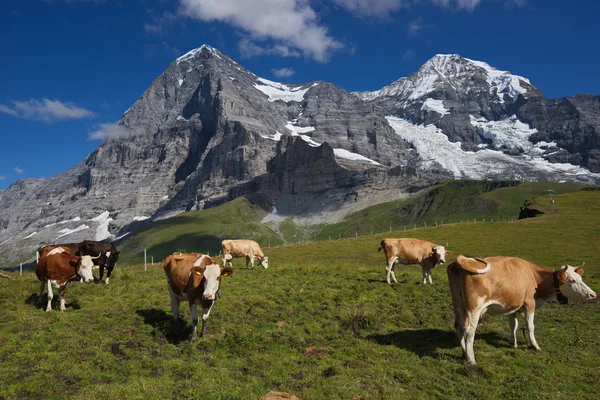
[91,211,113,241]
[333,149,382,166]
[386,116,597,180]
[23,232,37,239]
[470,115,546,155]
[254,78,317,103]
[56,224,89,239]
[421,99,449,116]
[465,58,530,101]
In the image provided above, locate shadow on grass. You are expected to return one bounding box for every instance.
[367,328,506,359]
[136,308,191,345]
[25,293,81,310]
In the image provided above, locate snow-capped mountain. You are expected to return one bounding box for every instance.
[1,47,599,265]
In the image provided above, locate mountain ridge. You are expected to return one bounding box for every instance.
[1,45,598,265]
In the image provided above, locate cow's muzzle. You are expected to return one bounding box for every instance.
[203,294,215,300]
[589,291,597,300]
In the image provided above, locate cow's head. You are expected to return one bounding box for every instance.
[222,253,233,266]
[191,263,234,300]
[77,255,99,283]
[557,264,597,301]
[104,250,120,270]
[432,246,449,264]
[258,256,269,269]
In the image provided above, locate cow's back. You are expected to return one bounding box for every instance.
[383,238,436,262]
[459,256,540,310]
[222,239,262,257]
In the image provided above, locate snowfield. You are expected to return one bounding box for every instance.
[386,116,599,182]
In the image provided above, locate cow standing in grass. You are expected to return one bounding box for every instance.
[78,240,120,284]
[447,255,597,364]
[221,239,269,269]
[36,247,99,311]
[163,252,234,339]
[378,238,451,284]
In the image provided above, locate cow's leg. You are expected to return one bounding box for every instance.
[46,280,54,312]
[524,308,541,351]
[427,269,433,285]
[455,312,468,357]
[245,256,250,269]
[190,303,199,340]
[421,268,428,285]
[386,257,396,284]
[105,266,113,284]
[200,301,215,338]
[37,280,45,306]
[465,307,483,364]
[167,285,181,326]
[58,284,67,311]
[508,313,519,348]
[98,265,105,284]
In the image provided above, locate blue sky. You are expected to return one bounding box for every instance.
[1,0,598,189]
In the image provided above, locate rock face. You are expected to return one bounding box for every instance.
[1,47,599,265]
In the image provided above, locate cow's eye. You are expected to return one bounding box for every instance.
[568,278,575,283]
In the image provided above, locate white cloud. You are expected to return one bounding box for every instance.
[408,18,423,35]
[0,175,6,181]
[421,0,523,11]
[238,38,302,59]
[0,98,94,123]
[89,123,144,140]
[179,0,343,62]
[272,68,295,78]
[14,167,24,175]
[402,49,416,60]
[330,0,408,17]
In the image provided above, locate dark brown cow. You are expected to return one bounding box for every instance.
[447,255,597,364]
[163,252,234,339]
[36,246,98,311]
[78,240,120,284]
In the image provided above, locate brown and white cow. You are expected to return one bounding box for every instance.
[378,238,451,284]
[221,239,269,269]
[163,252,234,339]
[36,246,98,311]
[447,255,597,364]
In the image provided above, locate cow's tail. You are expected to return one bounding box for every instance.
[378,240,385,252]
[455,255,491,274]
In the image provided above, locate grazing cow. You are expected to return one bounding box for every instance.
[36,246,99,311]
[78,240,120,284]
[378,238,451,284]
[447,255,597,364]
[163,252,234,339]
[221,239,269,269]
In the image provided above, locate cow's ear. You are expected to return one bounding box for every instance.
[191,266,205,276]
[221,267,234,277]
[575,267,584,276]
[446,250,453,255]
[557,267,568,284]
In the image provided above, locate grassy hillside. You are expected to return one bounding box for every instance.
[116,197,283,265]
[1,189,599,399]
[314,180,586,240]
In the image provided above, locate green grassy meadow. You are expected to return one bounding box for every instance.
[1,188,599,399]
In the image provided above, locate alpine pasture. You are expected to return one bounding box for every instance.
[1,186,599,399]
